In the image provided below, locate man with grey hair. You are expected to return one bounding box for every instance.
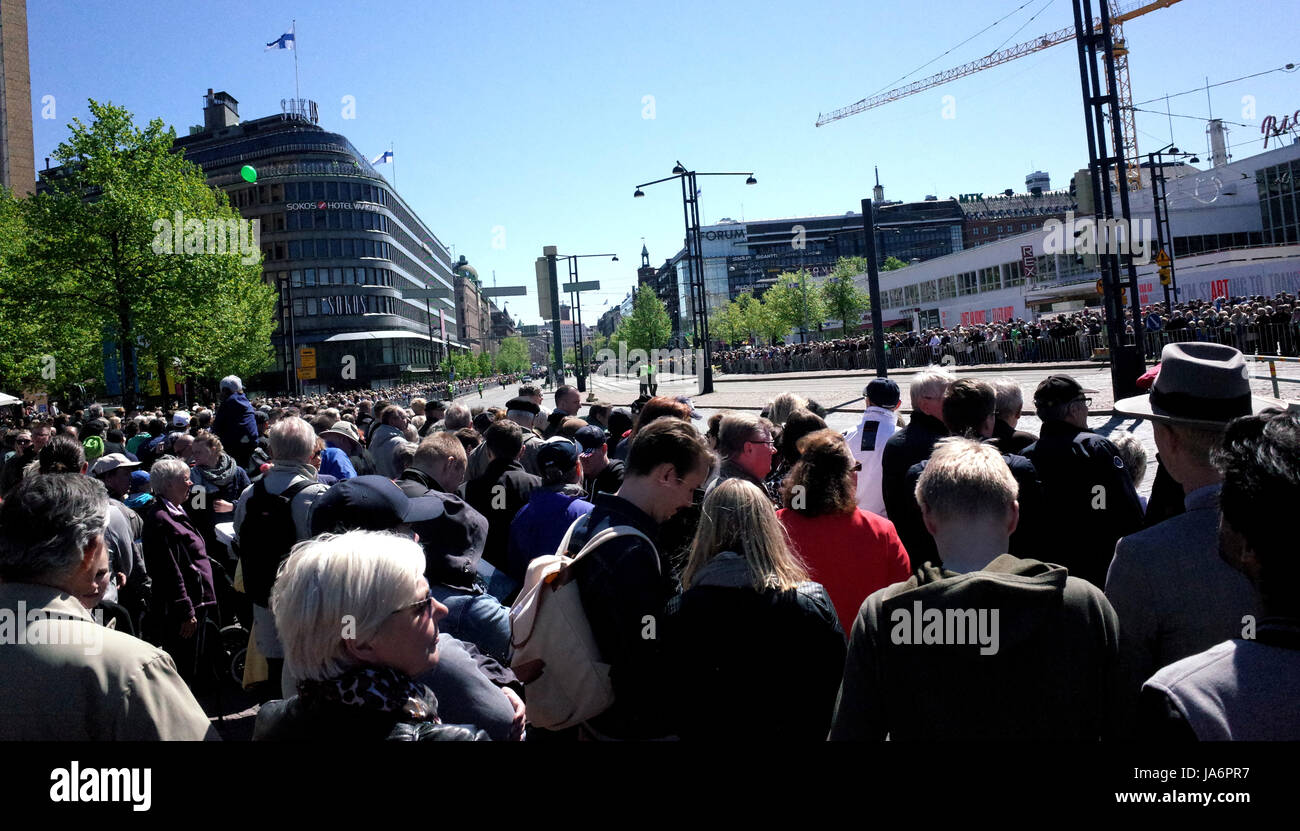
[214,374,258,468]
[880,366,954,537]
[444,404,473,432]
[990,378,1037,455]
[831,437,1119,741]
[233,416,329,698]
[709,413,777,504]
[0,474,215,740]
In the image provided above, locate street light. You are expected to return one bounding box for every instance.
[550,251,617,392]
[1147,143,1198,312]
[633,161,757,394]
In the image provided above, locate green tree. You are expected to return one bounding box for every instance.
[495,336,530,374]
[761,269,826,343]
[615,285,671,353]
[709,301,742,347]
[881,256,909,271]
[820,257,872,337]
[5,100,276,408]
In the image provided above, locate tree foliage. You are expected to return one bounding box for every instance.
[614,285,671,353]
[494,336,530,374]
[881,255,909,271]
[761,269,826,343]
[820,257,872,337]
[2,100,277,408]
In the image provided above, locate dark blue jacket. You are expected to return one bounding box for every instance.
[215,392,259,466]
[1023,421,1144,587]
[506,485,594,584]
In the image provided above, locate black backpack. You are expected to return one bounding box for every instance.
[234,479,312,607]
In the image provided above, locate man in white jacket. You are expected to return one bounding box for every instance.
[843,378,902,517]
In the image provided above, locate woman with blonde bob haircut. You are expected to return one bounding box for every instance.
[665,479,846,741]
[253,530,487,741]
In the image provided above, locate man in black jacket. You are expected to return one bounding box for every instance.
[464,421,541,576]
[565,418,713,741]
[881,367,953,561]
[903,379,1044,563]
[990,378,1037,455]
[1021,375,1144,587]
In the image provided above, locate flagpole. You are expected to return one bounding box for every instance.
[292,19,300,101]
[391,141,395,188]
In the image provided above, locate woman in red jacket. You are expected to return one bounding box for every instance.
[778,430,912,635]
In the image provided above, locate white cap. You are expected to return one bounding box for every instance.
[220,375,243,393]
[172,410,191,426]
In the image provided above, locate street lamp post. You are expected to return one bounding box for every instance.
[558,252,617,393]
[1147,144,1198,312]
[635,161,756,395]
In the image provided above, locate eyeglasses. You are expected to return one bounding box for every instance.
[1073,396,1093,407]
[393,591,435,620]
[746,438,776,448]
[15,438,31,445]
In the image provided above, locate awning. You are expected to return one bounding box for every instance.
[0,392,21,406]
[295,330,454,345]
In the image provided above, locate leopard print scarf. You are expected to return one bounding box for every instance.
[300,665,440,722]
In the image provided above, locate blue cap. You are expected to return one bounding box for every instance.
[537,436,580,472]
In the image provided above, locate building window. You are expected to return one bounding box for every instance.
[291,269,303,288]
[293,299,304,316]
[979,266,1000,293]
[306,298,318,316]
[288,240,301,259]
[939,275,956,299]
[959,271,978,296]
[304,268,315,287]
[1003,261,1025,287]
[920,280,937,303]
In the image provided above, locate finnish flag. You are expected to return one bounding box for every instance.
[371,150,394,166]
[265,24,295,51]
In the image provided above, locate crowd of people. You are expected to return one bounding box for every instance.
[1,343,1297,741]
[717,292,1300,374]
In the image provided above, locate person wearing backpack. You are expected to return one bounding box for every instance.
[531,418,712,740]
[232,416,329,699]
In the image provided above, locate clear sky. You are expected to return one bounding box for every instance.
[27,0,1300,326]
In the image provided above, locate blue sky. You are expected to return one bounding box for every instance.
[28,0,1300,326]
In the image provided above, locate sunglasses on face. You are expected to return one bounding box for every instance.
[851,462,862,472]
[393,591,435,620]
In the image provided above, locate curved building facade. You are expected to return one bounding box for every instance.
[174,90,460,393]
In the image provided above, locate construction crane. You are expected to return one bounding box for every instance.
[816,0,1185,189]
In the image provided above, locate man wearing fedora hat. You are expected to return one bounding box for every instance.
[1106,343,1272,730]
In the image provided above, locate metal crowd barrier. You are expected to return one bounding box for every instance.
[717,322,1300,375]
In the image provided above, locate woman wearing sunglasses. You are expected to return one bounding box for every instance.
[778,430,913,637]
[254,530,488,741]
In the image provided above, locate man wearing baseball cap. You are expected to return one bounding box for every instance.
[574,424,624,500]
[844,378,902,517]
[1106,343,1275,730]
[507,437,594,585]
[1021,374,1144,588]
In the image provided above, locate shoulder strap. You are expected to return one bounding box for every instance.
[570,524,659,575]
[277,479,314,503]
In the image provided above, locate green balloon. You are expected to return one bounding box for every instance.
[240,165,257,183]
